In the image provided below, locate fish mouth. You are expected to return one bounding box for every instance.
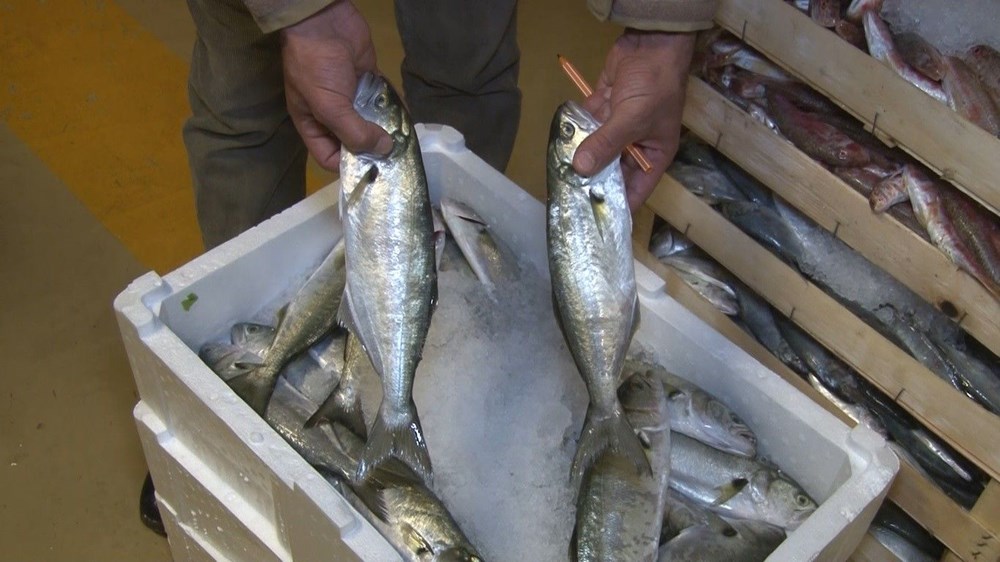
[560,100,600,133]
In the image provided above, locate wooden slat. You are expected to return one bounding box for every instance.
[645,175,1000,481]
[680,77,1000,358]
[632,204,656,250]
[714,0,1000,217]
[634,248,1000,559]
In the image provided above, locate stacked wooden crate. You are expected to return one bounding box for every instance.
[633,1,1000,560]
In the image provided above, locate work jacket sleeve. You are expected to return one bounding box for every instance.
[588,0,719,32]
[243,0,335,34]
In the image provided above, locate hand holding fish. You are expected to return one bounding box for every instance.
[574,29,696,211]
[280,0,393,170]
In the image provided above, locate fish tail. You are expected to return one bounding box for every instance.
[571,403,651,482]
[304,386,368,439]
[355,402,432,484]
[226,364,279,415]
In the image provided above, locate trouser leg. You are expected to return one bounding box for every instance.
[394,0,521,172]
[183,0,306,250]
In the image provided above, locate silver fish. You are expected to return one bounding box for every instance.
[626,359,757,457]
[306,330,372,439]
[730,282,810,376]
[339,72,437,483]
[199,343,260,382]
[228,239,347,414]
[547,101,648,481]
[669,433,817,530]
[328,423,483,562]
[649,225,695,260]
[268,381,482,562]
[231,322,275,358]
[658,490,785,562]
[807,374,887,438]
[668,162,747,204]
[574,372,671,562]
[661,255,739,316]
[440,197,512,291]
[870,527,937,562]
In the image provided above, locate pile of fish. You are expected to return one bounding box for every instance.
[548,101,816,561]
[787,0,1000,137]
[696,27,1000,300]
[652,138,993,508]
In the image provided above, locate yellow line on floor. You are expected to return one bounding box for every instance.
[0,0,327,274]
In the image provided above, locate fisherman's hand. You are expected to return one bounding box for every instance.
[281,0,393,170]
[574,29,696,211]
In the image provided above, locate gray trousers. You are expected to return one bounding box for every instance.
[183,0,521,249]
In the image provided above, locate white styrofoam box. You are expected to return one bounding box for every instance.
[115,124,898,561]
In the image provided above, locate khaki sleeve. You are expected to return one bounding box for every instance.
[243,0,335,34]
[587,0,719,32]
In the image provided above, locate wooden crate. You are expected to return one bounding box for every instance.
[632,83,1000,561]
[712,0,1000,217]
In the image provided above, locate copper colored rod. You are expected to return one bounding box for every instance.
[557,54,653,173]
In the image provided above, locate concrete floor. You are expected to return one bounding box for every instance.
[0,1,618,559]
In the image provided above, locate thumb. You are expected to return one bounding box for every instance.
[312,95,394,156]
[573,114,633,177]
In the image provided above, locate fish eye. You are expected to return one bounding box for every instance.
[560,121,575,140]
[374,93,388,108]
[796,494,811,507]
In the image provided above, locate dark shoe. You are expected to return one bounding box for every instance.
[140,472,167,537]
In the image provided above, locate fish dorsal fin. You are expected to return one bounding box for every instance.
[399,521,434,556]
[346,165,378,211]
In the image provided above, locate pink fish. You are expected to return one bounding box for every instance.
[869,171,907,212]
[768,93,872,167]
[895,32,946,82]
[964,44,1000,110]
[941,56,1000,136]
[863,11,948,104]
[835,20,867,50]
[810,0,840,28]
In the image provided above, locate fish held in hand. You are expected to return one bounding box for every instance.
[339,72,437,483]
[546,100,649,481]
[227,239,347,415]
[573,371,672,562]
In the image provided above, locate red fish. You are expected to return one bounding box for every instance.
[863,11,948,104]
[962,45,1000,119]
[896,32,946,82]
[768,93,872,167]
[942,56,1000,136]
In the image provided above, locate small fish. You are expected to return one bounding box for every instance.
[626,359,757,457]
[440,197,513,291]
[231,322,276,358]
[199,343,260,382]
[863,11,948,104]
[649,225,695,260]
[809,0,839,28]
[869,527,937,562]
[227,239,347,415]
[547,100,649,481]
[668,162,747,204]
[807,374,887,438]
[775,316,870,407]
[938,186,1000,298]
[669,433,817,530]
[661,255,740,316]
[721,201,806,271]
[767,93,872,167]
[902,165,999,299]
[658,490,785,562]
[941,56,1000,135]
[895,33,946,82]
[573,372,672,562]
[731,282,811,376]
[339,72,437,483]
[963,44,1000,110]
[873,503,945,560]
[305,330,371,439]
[869,171,908,212]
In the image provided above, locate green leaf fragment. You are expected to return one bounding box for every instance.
[181,293,198,311]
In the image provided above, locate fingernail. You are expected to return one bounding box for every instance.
[375,135,393,155]
[576,151,595,174]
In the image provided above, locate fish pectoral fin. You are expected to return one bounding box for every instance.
[336,287,361,336]
[589,189,609,242]
[399,522,435,556]
[346,165,379,211]
[711,477,749,506]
